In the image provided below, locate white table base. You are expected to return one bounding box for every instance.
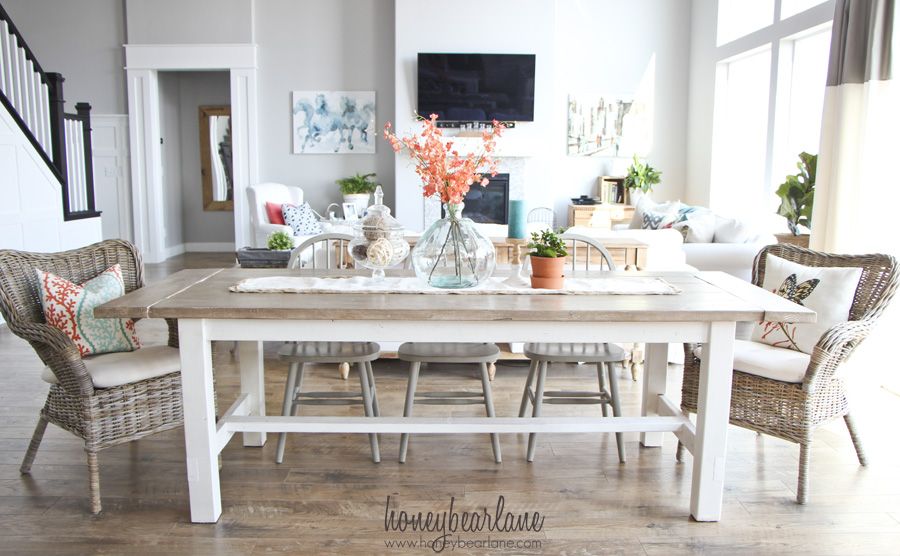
[178,318,735,524]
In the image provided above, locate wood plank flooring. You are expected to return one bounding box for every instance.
[1,253,899,555]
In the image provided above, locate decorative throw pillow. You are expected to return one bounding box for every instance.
[641,209,680,230]
[751,254,863,354]
[36,264,141,357]
[265,202,286,225]
[282,202,323,236]
[629,196,683,229]
[672,211,716,243]
[713,216,753,243]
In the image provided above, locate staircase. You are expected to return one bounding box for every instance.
[0,2,99,221]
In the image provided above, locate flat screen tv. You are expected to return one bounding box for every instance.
[417,53,536,122]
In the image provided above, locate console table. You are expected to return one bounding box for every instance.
[567,203,635,230]
[96,268,813,524]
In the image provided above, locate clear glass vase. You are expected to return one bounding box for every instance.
[411,203,496,288]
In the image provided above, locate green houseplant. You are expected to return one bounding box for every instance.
[337,172,379,216]
[776,152,816,236]
[267,230,293,251]
[623,154,661,204]
[527,228,569,289]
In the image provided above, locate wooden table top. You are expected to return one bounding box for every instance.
[96,268,814,324]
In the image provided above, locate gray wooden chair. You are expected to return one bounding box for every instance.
[527,207,555,229]
[398,342,501,463]
[520,234,627,463]
[276,233,381,463]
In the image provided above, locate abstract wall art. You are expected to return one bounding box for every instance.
[566,94,648,157]
[292,91,376,154]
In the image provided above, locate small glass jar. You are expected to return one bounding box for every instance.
[348,186,409,280]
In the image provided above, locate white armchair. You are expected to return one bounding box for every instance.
[248,183,305,248]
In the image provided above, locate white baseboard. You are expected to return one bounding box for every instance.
[162,244,186,260]
[184,242,235,253]
[162,242,234,260]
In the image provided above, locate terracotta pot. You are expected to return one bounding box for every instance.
[530,255,565,289]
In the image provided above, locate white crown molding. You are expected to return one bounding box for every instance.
[124,44,258,70]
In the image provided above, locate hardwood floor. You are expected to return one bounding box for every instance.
[1,252,899,554]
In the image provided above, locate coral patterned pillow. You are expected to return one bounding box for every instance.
[751,254,862,354]
[36,264,141,357]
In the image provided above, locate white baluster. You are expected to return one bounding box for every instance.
[8,34,21,112]
[0,21,10,96]
[74,120,86,212]
[65,119,77,212]
[24,59,36,135]
[15,43,27,118]
[38,81,50,153]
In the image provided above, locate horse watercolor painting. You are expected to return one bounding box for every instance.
[292,91,376,154]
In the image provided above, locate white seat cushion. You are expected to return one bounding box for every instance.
[41,345,181,389]
[693,340,810,383]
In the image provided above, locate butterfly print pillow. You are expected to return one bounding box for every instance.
[751,254,863,354]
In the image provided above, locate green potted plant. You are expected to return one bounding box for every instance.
[527,228,569,289]
[775,152,816,245]
[336,172,380,215]
[623,154,661,205]
[267,230,293,251]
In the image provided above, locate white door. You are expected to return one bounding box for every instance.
[91,115,132,241]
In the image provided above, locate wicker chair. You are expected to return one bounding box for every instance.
[0,240,183,514]
[677,244,899,504]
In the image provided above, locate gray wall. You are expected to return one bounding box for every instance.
[254,0,396,213]
[124,0,252,44]
[176,71,234,244]
[158,72,183,249]
[2,0,126,113]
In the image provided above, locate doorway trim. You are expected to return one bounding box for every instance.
[125,44,258,263]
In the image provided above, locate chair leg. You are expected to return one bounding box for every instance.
[675,441,685,463]
[366,361,380,417]
[20,415,48,474]
[358,362,380,463]
[276,362,301,464]
[798,441,811,505]
[596,364,609,418]
[844,413,867,466]
[518,360,538,418]
[526,361,548,462]
[479,363,502,464]
[339,362,350,380]
[399,362,420,463]
[606,363,626,463]
[87,451,101,514]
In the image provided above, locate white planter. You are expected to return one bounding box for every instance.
[342,193,371,217]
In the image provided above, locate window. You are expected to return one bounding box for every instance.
[772,26,832,191]
[780,0,827,19]
[710,1,834,228]
[717,0,775,46]
[710,48,772,216]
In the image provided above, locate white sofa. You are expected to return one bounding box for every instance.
[248,182,305,248]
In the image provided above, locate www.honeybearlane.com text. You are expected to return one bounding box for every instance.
[383,494,545,553]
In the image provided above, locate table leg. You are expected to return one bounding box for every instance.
[237,341,266,447]
[178,319,221,523]
[690,321,736,522]
[639,342,668,447]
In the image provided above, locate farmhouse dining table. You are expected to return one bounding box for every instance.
[95,267,814,524]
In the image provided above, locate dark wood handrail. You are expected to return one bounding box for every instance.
[0,3,49,84]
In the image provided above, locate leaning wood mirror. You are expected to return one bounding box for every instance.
[199,105,233,211]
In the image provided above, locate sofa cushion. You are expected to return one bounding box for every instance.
[751,254,862,354]
[629,197,683,229]
[282,202,322,236]
[36,265,141,357]
[673,212,717,243]
[41,345,180,389]
[266,202,287,225]
[693,340,811,383]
